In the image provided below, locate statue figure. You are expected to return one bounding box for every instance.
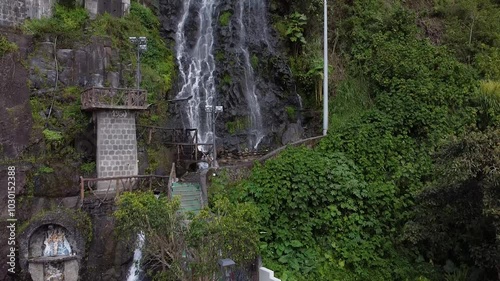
[43,225,72,256]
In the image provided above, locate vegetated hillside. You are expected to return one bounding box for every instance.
[220,0,500,280]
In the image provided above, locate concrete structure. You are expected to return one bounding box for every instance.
[0,0,130,27]
[84,0,130,19]
[0,0,55,27]
[259,267,281,281]
[96,110,138,179]
[81,87,147,192]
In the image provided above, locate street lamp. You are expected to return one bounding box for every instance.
[218,258,235,281]
[205,104,223,168]
[129,36,147,89]
[323,0,328,136]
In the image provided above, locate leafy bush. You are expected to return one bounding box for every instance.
[0,35,18,56]
[115,192,260,280]
[219,11,232,26]
[242,146,415,279]
[22,4,88,44]
[409,129,500,276]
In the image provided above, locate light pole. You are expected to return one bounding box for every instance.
[129,36,147,89]
[323,0,328,136]
[205,104,223,168]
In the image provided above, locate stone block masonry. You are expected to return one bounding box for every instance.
[96,110,138,191]
[0,0,129,27]
[0,0,55,27]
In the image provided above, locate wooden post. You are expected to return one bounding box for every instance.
[80,176,84,206]
[195,133,198,161]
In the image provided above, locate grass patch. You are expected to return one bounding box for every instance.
[329,76,372,130]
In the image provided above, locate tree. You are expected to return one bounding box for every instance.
[408,129,500,279]
[114,192,260,281]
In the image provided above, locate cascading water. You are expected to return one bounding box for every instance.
[175,0,217,151]
[126,232,145,281]
[236,0,266,149]
[174,0,274,151]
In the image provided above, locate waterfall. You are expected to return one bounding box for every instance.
[236,0,266,149]
[174,0,272,151]
[126,232,145,281]
[175,0,217,151]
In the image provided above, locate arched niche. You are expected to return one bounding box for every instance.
[19,210,91,281]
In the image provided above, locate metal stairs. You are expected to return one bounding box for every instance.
[171,182,202,213]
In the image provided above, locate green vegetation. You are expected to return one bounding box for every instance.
[0,35,18,56]
[225,117,249,135]
[37,165,55,174]
[251,53,259,69]
[219,11,232,27]
[222,73,232,86]
[80,161,96,175]
[285,106,296,121]
[13,0,500,280]
[114,192,259,280]
[20,1,176,179]
[207,0,500,280]
[23,1,175,127]
[22,5,88,46]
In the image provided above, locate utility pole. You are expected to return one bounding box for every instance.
[323,0,329,136]
[129,37,147,89]
[205,101,223,168]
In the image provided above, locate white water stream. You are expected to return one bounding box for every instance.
[126,232,145,281]
[174,0,272,151]
[175,0,217,151]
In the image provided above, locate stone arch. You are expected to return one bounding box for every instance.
[19,209,91,280]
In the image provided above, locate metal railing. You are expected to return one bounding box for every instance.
[79,174,171,206]
[137,126,214,163]
[81,87,148,110]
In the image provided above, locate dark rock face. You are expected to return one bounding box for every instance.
[0,28,134,280]
[29,37,125,90]
[33,162,81,198]
[0,30,32,281]
[0,30,33,159]
[80,201,132,281]
[160,0,302,153]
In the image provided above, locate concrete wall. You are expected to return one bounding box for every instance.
[0,0,55,27]
[0,0,129,27]
[259,267,281,281]
[85,0,130,18]
[26,0,55,20]
[96,110,138,190]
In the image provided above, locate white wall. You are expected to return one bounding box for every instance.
[259,267,281,281]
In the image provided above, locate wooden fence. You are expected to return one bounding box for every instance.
[79,174,172,205]
[81,87,148,110]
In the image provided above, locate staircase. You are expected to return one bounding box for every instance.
[171,182,203,213]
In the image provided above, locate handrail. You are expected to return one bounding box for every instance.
[81,87,148,110]
[79,174,170,207]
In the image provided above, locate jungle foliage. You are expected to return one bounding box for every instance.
[114,192,260,281]
[230,0,500,280]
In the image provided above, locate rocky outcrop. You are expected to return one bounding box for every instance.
[160,0,303,153]
[29,37,124,90]
[0,27,134,280]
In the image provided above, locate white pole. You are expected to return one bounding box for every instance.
[323,0,328,136]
